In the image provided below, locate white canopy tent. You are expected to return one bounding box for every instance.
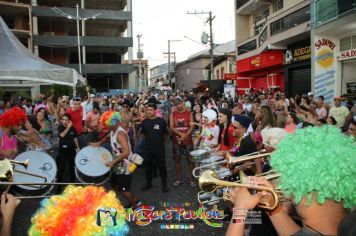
[0,16,85,93]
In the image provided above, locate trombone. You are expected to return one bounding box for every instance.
[192,150,269,178]
[198,170,280,211]
[197,170,281,205]
[0,158,94,199]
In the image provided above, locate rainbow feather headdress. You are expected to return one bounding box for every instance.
[28,185,129,236]
[100,111,122,127]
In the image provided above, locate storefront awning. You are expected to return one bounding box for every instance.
[237,50,283,75]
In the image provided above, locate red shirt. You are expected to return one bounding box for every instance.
[67,107,83,134]
[172,110,193,145]
[220,125,235,151]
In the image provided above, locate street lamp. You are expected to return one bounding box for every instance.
[52,5,101,94]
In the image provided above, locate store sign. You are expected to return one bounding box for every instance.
[224,73,237,80]
[237,51,283,74]
[337,49,356,61]
[251,57,261,67]
[314,36,337,104]
[285,45,311,64]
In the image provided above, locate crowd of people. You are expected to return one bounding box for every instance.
[0,86,355,235]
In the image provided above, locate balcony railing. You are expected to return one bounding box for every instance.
[313,0,356,28]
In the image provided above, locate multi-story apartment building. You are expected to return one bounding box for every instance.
[22,0,133,92]
[234,0,311,96]
[0,0,32,49]
[311,0,356,104]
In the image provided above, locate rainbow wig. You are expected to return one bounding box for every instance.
[100,111,122,127]
[270,126,356,208]
[28,185,129,236]
[0,106,27,127]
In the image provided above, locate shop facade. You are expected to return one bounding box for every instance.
[236,50,284,94]
[311,0,356,104]
[283,40,311,97]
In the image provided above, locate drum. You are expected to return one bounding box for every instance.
[190,149,208,162]
[75,146,113,185]
[13,151,57,196]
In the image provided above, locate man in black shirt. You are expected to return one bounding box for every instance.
[56,113,79,190]
[140,103,169,192]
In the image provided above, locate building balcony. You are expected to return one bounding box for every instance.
[237,4,310,58]
[32,6,132,21]
[33,35,133,47]
[236,0,272,15]
[313,0,356,28]
[61,63,134,74]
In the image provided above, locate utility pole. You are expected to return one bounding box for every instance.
[164,39,181,88]
[187,11,215,80]
[137,34,143,90]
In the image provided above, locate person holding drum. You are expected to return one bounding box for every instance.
[100,111,141,209]
[56,113,80,190]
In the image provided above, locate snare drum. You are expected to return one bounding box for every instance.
[75,146,113,185]
[190,149,208,162]
[13,151,57,196]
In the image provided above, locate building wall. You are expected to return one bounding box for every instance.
[176,57,210,91]
[31,0,133,90]
[311,1,356,104]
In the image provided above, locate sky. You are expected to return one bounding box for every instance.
[132,0,235,68]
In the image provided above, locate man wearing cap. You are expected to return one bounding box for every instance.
[329,96,349,128]
[231,114,257,158]
[170,96,195,187]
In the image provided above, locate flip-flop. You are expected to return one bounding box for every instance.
[173,180,183,186]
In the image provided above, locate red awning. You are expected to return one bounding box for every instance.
[236,50,283,75]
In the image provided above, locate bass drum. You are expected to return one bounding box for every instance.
[75,146,113,185]
[12,151,57,196]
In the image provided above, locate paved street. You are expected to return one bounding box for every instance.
[12,140,228,236]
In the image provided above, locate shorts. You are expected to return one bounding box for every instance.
[173,143,193,159]
[111,173,131,192]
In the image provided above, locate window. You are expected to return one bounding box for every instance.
[273,0,283,12]
[221,67,225,80]
[259,28,267,46]
[238,40,257,55]
[216,69,220,80]
[255,7,270,23]
[255,23,266,35]
[341,37,352,51]
[340,35,356,51]
[270,6,310,36]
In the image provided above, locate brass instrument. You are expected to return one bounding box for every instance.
[192,149,269,178]
[0,159,94,199]
[198,170,280,211]
[197,170,282,205]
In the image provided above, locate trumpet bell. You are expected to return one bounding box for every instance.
[199,170,220,192]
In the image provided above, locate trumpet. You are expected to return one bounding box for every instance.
[198,170,280,211]
[197,170,281,205]
[192,150,269,178]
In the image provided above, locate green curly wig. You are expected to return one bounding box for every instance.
[270,126,356,208]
